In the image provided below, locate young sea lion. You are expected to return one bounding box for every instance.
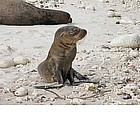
[0,0,72,25]
[37,26,88,86]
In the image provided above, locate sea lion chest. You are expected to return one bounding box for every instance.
[48,44,76,79]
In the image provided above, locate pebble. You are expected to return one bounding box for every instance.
[13,56,30,66]
[123,83,138,91]
[58,0,64,4]
[70,98,85,105]
[0,59,14,68]
[82,83,95,90]
[15,97,23,103]
[135,89,140,95]
[117,16,136,25]
[76,55,83,61]
[129,50,139,58]
[122,93,132,100]
[85,5,96,11]
[107,11,121,17]
[31,88,47,97]
[137,95,140,99]
[14,87,28,97]
[120,55,133,62]
[98,0,109,3]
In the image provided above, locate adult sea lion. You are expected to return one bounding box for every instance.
[37,26,88,86]
[0,0,72,25]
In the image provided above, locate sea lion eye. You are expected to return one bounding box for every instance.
[69,28,78,35]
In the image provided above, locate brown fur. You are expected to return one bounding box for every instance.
[38,26,88,85]
[0,0,72,25]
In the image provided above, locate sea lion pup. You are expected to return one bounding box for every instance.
[0,0,72,25]
[37,26,88,88]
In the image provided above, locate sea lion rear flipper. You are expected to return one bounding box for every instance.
[67,68,89,85]
[72,68,89,80]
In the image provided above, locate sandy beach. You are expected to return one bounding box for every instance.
[0,0,140,105]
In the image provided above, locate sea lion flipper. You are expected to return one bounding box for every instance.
[72,68,89,81]
[67,68,89,85]
[67,68,75,84]
[55,70,64,84]
[34,83,63,89]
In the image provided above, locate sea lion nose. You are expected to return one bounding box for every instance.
[68,17,72,23]
[82,29,87,36]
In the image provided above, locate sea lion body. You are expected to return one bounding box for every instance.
[38,26,87,84]
[0,0,72,25]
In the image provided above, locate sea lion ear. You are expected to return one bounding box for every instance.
[60,32,65,38]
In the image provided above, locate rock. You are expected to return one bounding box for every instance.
[0,59,14,68]
[70,98,85,105]
[123,83,138,91]
[14,87,28,97]
[83,83,95,90]
[129,50,139,58]
[122,93,132,100]
[99,0,109,3]
[85,5,96,11]
[31,88,47,97]
[120,55,133,62]
[135,89,140,95]
[109,34,140,49]
[107,11,121,17]
[58,0,64,4]
[117,16,136,25]
[15,97,23,103]
[13,56,30,65]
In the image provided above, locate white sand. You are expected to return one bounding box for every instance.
[0,0,140,104]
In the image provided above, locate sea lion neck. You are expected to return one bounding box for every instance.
[49,40,76,57]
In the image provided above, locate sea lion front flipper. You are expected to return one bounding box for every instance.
[55,69,64,84]
[67,68,75,85]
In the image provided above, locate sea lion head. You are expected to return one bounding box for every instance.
[54,26,87,45]
[44,10,72,25]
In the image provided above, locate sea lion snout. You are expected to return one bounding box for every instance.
[68,17,72,23]
[78,29,87,40]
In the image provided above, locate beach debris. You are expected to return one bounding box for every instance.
[88,86,98,91]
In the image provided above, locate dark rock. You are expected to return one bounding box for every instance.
[122,93,132,100]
